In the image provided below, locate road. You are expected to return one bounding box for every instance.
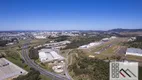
[64,49,73,80]
[21,42,69,80]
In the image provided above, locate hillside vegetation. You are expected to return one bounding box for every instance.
[124,36,142,49]
[68,52,109,80]
[65,36,104,49]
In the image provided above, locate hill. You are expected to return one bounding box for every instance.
[109,28,142,32]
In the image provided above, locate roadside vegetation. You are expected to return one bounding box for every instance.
[29,47,39,60]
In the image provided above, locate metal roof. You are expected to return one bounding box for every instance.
[38,49,64,62]
[126,48,142,54]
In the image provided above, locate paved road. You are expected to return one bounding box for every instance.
[21,43,69,80]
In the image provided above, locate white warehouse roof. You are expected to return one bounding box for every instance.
[38,49,64,63]
[78,42,102,49]
[126,48,142,56]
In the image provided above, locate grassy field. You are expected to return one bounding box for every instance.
[126,55,142,61]
[6,56,30,71]
[40,75,52,80]
[86,38,126,59]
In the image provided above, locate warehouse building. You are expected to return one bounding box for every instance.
[0,58,27,80]
[34,35,46,39]
[38,49,64,63]
[79,42,102,49]
[101,38,110,42]
[126,48,142,56]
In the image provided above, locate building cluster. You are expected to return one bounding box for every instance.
[35,40,71,49]
[128,37,136,42]
[32,32,56,39]
[35,40,71,73]
[60,32,79,36]
[0,58,27,80]
[0,32,35,46]
[101,36,117,42]
[0,32,33,41]
[0,31,78,44]
[38,48,65,73]
[79,36,117,49]
[32,31,79,39]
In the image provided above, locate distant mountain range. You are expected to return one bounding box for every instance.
[0,28,142,32]
[109,28,142,32]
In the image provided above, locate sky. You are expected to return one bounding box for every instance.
[0,0,142,30]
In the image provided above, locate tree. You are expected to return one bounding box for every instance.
[54,36,69,42]
[0,40,8,47]
[29,47,39,60]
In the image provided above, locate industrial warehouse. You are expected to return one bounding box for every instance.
[78,42,102,49]
[126,48,142,56]
[0,58,27,80]
[38,49,65,63]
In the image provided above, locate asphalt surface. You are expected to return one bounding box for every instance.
[21,43,69,80]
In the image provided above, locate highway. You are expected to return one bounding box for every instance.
[21,42,69,80]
